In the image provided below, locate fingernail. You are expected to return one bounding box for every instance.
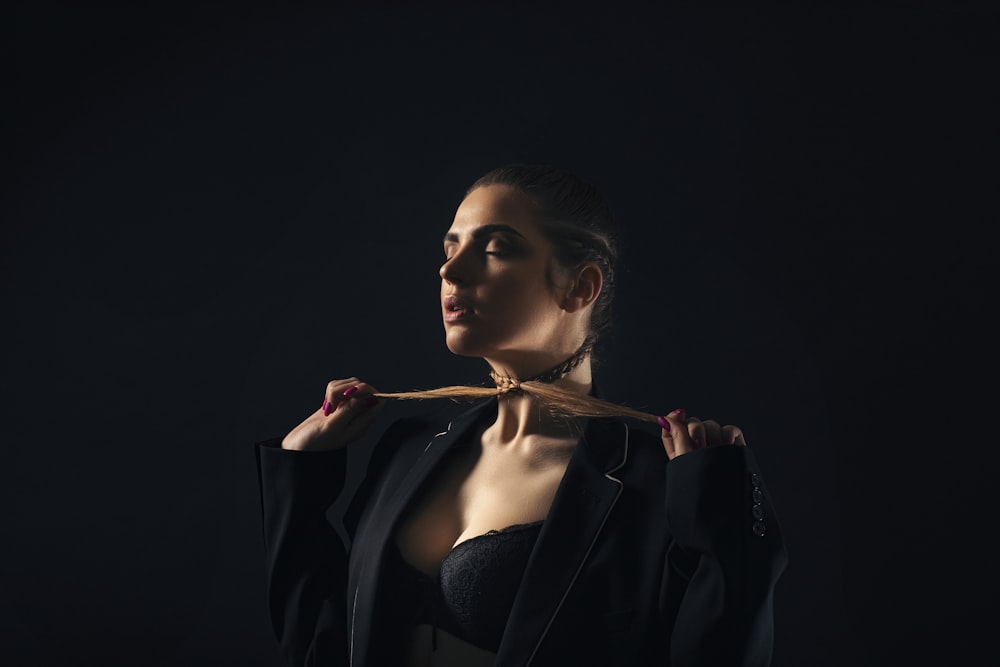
[343,386,359,397]
[657,416,671,432]
[322,398,332,416]
[670,408,685,416]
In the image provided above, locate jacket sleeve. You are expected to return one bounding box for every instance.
[661,444,789,666]
[255,438,351,667]
[254,418,416,667]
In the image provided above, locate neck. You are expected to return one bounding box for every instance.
[488,357,593,441]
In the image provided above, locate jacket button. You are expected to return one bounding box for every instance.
[750,472,760,487]
[752,504,764,520]
[752,488,763,504]
[753,520,766,537]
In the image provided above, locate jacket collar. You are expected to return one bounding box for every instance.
[496,415,629,666]
[351,397,498,666]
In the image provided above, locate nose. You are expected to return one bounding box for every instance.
[439,249,470,286]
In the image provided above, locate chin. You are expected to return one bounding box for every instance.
[443,328,495,359]
[443,335,482,358]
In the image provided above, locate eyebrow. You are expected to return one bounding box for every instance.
[443,223,527,245]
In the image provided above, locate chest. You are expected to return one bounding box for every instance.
[394,432,573,577]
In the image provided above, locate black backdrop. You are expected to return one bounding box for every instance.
[6,2,996,666]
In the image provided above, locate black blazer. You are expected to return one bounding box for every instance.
[255,397,788,666]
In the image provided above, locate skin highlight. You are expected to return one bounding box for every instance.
[439,184,603,441]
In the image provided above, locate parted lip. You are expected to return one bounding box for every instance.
[443,294,474,312]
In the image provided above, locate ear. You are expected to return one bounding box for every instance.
[561,263,603,313]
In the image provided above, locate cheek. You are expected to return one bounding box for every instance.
[497,279,558,324]
[488,271,545,306]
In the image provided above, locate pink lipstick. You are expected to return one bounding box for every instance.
[443,295,474,322]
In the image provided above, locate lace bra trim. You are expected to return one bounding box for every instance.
[389,519,544,654]
[440,520,544,569]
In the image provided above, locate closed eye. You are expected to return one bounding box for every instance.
[444,241,518,259]
[484,246,513,257]
[442,224,527,260]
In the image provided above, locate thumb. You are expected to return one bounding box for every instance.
[327,391,379,424]
[657,408,695,460]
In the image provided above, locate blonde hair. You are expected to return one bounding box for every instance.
[370,345,660,424]
[371,380,660,424]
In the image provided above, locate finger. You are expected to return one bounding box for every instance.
[331,381,383,417]
[320,377,378,416]
[322,378,361,415]
[343,382,382,405]
[326,384,383,428]
[701,419,723,447]
[685,417,706,449]
[662,409,696,458]
[721,424,748,447]
[657,415,676,459]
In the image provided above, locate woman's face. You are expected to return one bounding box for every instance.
[440,184,580,365]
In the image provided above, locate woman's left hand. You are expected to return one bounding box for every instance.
[657,409,746,461]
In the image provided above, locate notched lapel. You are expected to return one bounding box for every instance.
[380,398,498,535]
[497,418,629,667]
[350,398,498,666]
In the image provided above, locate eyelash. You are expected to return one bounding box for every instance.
[444,244,512,259]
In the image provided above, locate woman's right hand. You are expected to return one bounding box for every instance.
[280,377,385,451]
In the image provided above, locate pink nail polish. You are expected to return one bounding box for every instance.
[322,398,331,416]
[657,416,671,432]
[343,386,359,397]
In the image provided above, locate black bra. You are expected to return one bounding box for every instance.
[385,520,544,654]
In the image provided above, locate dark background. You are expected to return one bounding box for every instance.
[5,2,996,666]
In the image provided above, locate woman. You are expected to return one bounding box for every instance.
[254,164,788,666]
